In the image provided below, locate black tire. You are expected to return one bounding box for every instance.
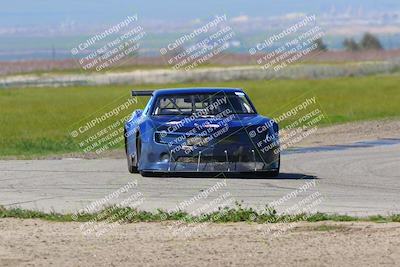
[136,137,153,177]
[140,171,164,177]
[136,134,142,168]
[268,154,280,177]
[127,155,138,173]
[268,170,279,177]
[125,132,138,173]
[140,171,152,177]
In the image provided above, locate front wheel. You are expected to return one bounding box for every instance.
[127,154,138,173]
[125,133,138,173]
[140,171,152,177]
[268,154,280,177]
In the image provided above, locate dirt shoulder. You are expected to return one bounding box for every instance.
[293,118,400,147]
[0,219,399,266]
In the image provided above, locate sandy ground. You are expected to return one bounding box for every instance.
[295,119,400,147]
[0,219,399,266]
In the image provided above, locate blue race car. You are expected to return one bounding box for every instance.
[124,88,280,177]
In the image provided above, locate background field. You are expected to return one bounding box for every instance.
[1,74,399,157]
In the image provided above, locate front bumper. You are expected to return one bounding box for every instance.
[139,140,280,173]
[143,161,279,173]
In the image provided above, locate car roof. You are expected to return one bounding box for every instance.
[153,87,244,96]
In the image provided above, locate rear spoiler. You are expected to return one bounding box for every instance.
[131,90,154,96]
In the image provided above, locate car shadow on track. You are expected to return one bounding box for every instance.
[273,172,317,180]
[140,172,317,180]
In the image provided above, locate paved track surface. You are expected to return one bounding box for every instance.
[0,141,399,216]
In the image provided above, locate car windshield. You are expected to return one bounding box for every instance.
[152,92,256,116]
